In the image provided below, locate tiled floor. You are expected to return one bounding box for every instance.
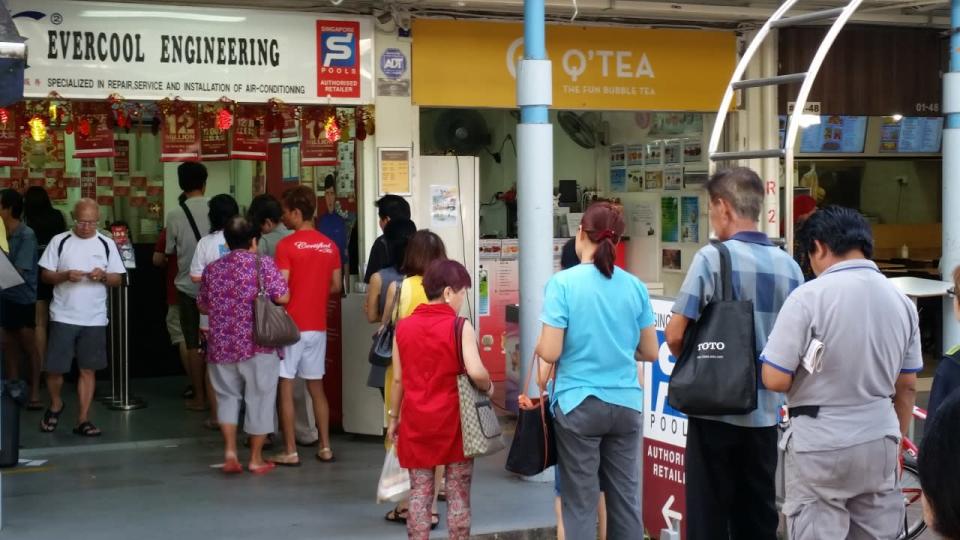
[5,377,557,540]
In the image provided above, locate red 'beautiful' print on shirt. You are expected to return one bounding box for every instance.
[275,229,341,332]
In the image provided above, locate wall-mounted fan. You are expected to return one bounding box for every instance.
[434,109,492,155]
[558,111,607,149]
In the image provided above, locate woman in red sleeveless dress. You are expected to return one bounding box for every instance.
[387,260,492,540]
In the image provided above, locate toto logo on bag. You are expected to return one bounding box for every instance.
[316,20,360,98]
[697,341,726,352]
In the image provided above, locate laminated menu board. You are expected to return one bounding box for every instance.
[799,116,867,153]
[879,117,943,153]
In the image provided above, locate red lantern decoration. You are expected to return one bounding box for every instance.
[0,108,8,125]
[78,118,91,137]
[324,115,340,143]
[216,108,233,130]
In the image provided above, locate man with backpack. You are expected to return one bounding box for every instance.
[165,162,211,413]
[38,199,125,437]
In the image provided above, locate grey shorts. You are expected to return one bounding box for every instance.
[208,353,280,436]
[45,322,108,374]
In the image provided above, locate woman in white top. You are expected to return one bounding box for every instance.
[189,193,239,430]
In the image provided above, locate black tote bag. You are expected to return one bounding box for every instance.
[668,240,758,415]
[505,355,557,476]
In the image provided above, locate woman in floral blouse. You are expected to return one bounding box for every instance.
[198,216,289,474]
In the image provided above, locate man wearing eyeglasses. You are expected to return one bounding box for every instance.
[37,199,125,438]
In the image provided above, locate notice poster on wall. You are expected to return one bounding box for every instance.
[627,166,644,192]
[798,115,867,153]
[661,196,679,242]
[629,200,656,238]
[430,185,460,228]
[80,160,96,199]
[662,248,682,272]
[0,107,20,166]
[113,140,130,175]
[645,170,663,191]
[611,167,627,192]
[160,104,200,162]
[378,148,411,195]
[73,102,115,158]
[609,144,627,166]
[663,167,683,191]
[199,107,230,160]
[664,141,682,165]
[230,105,269,160]
[626,145,644,166]
[681,196,700,243]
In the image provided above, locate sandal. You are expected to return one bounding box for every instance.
[222,457,243,474]
[248,462,276,475]
[431,513,440,530]
[39,406,64,433]
[73,421,102,437]
[316,447,336,463]
[384,505,408,524]
[267,452,301,467]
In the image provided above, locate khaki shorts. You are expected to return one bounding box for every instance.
[166,305,184,345]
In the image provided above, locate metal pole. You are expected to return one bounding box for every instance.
[99,285,120,404]
[943,0,960,354]
[518,0,553,399]
[110,276,145,410]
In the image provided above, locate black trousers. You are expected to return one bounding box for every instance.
[685,417,779,540]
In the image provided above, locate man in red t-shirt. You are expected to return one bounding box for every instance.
[153,229,191,399]
[270,186,342,465]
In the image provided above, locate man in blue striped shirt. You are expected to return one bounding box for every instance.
[666,167,803,540]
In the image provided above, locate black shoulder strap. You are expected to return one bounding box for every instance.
[58,234,110,261]
[454,316,466,373]
[709,239,733,302]
[180,199,202,242]
[57,234,73,258]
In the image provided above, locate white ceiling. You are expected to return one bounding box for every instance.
[64,0,950,27]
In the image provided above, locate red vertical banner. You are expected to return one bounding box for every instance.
[73,103,115,158]
[114,140,130,174]
[161,103,200,162]
[301,107,338,166]
[316,20,361,99]
[231,105,268,160]
[80,159,97,199]
[0,107,21,166]
[199,107,229,161]
[44,168,66,201]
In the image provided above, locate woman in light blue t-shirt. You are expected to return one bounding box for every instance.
[536,202,659,539]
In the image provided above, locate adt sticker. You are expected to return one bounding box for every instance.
[380,48,406,80]
[316,20,360,98]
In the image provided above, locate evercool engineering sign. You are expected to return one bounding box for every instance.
[11,0,373,103]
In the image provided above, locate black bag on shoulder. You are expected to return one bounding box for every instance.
[368,280,402,367]
[668,240,758,415]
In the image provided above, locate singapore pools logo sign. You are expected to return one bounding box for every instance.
[645,303,688,449]
[317,20,360,98]
[505,37,655,96]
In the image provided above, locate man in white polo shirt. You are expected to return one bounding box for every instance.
[37,199,125,437]
[761,206,921,539]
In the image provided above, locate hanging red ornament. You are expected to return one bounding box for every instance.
[65,123,74,135]
[324,115,340,143]
[78,118,91,137]
[216,108,233,130]
[0,108,8,125]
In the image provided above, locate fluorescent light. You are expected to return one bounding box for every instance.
[891,114,903,121]
[798,114,821,128]
[80,10,246,23]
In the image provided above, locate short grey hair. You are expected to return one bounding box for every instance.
[706,167,765,222]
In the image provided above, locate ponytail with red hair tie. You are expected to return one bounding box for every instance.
[596,229,616,242]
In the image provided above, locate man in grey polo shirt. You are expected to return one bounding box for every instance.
[761,206,921,539]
